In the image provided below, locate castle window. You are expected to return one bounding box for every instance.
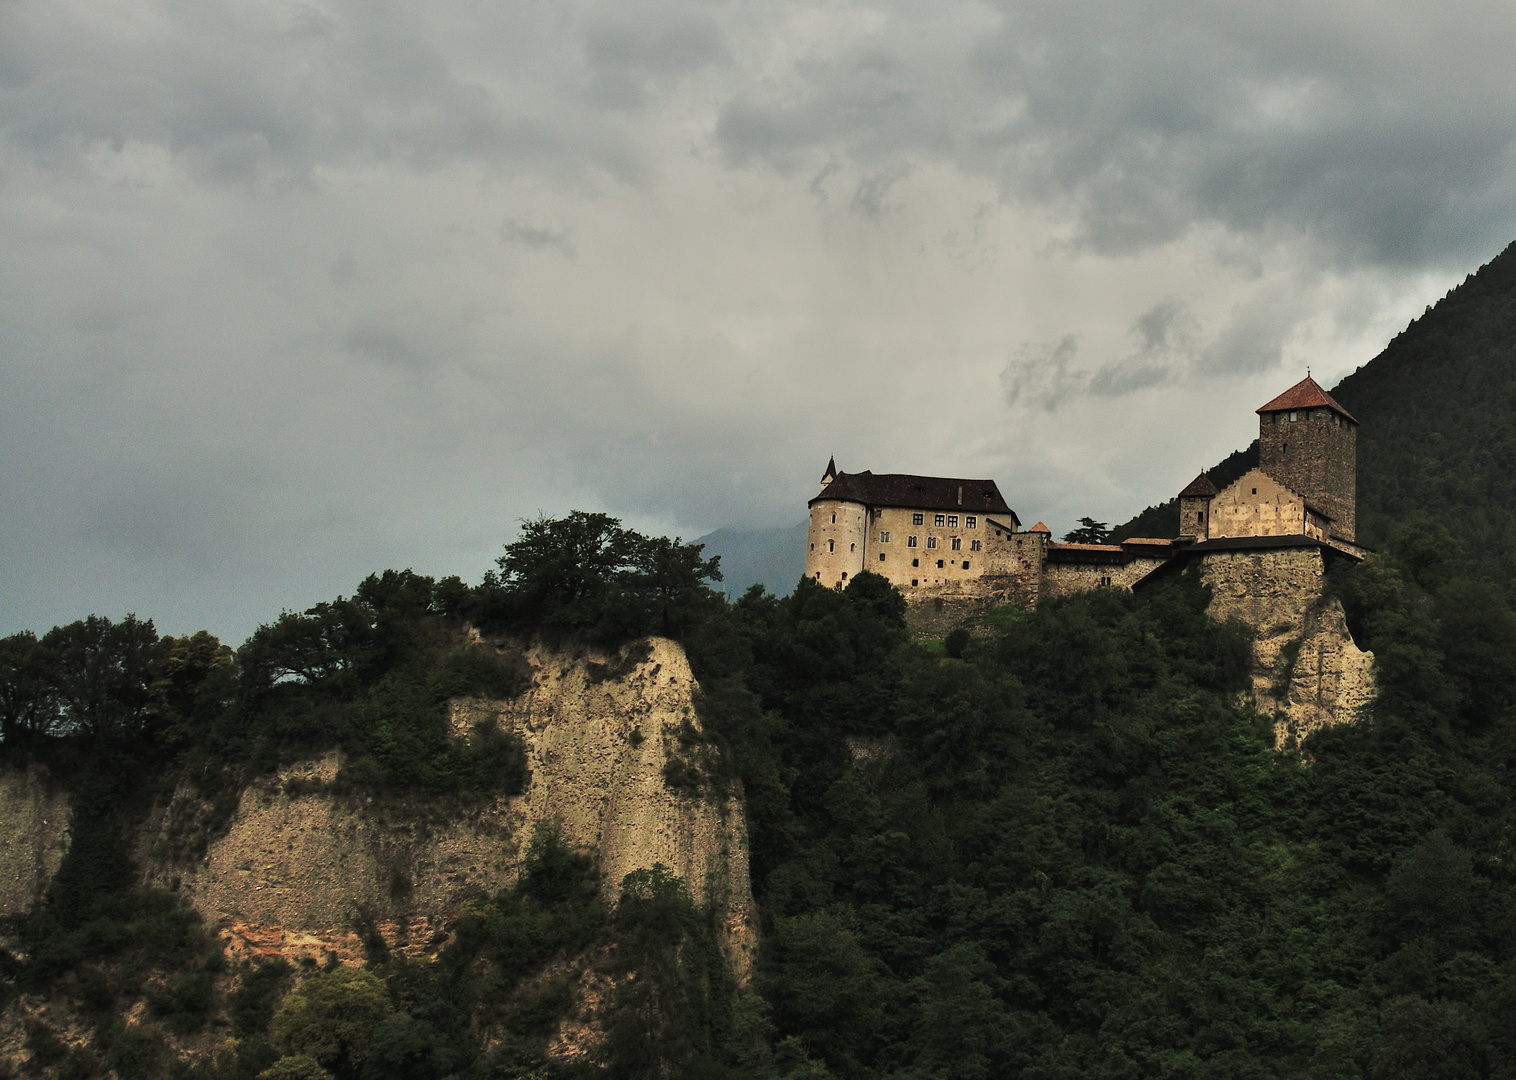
[841,572,847,580]
[850,543,855,552]
[815,571,821,578]
[927,537,938,549]
[951,537,961,551]
[828,540,834,553]
[879,553,886,562]
[912,513,924,525]
[1289,411,1299,422]
[971,539,982,551]
[911,579,918,587]
[1251,488,1257,495]
[880,531,890,543]
[1101,576,1112,586]
[936,559,945,568]
[810,543,814,550]
[831,512,836,523]
[934,514,946,526]
[912,558,919,567]
[962,561,970,570]
[908,536,918,548]
[966,516,977,528]
[1283,443,1288,454]
[947,515,958,528]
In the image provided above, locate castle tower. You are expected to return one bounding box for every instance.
[1256,376,1357,542]
[1177,473,1218,538]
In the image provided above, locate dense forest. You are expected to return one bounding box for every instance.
[5,503,1516,1079]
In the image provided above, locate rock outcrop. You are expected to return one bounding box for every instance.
[0,638,755,982]
[1200,547,1375,747]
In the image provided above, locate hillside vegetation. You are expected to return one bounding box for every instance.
[4,501,1516,1077]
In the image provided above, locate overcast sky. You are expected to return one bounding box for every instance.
[4,0,1516,643]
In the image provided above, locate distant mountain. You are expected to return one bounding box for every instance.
[695,521,808,599]
[1111,239,1516,588]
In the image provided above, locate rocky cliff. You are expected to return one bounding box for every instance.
[0,635,756,1075]
[128,635,755,974]
[1200,548,1375,748]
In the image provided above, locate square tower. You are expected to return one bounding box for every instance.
[1256,376,1357,542]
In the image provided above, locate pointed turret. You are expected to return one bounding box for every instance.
[820,456,838,490]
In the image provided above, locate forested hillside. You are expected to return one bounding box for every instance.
[1332,240,1516,586]
[5,507,1516,1077]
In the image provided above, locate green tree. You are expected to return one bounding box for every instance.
[1062,517,1110,544]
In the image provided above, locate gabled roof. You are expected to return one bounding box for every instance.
[809,471,1013,514]
[1256,376,1357,423]
[1179,473,1218,498]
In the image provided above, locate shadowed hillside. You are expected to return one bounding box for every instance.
[1332,240,1516,586]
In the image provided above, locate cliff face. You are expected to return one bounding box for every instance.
[1,638,755,979]
[0,767,68,916]
[1200,548,1375,748]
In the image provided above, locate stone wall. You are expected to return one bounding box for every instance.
[1209,468,1326,541]
[806,498,869,588]
[1199,547,1374,747]
[1258,407,1356,541]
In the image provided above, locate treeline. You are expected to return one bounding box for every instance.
[7,510,1516,1077]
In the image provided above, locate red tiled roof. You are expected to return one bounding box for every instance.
[1179,473,1218,498]
[1028,521,1052,534]
[1121,537,1175,547]
[1256,376,1357,422]
[1049,543,1124,552]
[809,471,1013,515]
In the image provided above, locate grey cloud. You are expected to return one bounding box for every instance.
[712,0,1516,270]
[503,219,576,257]
[1002,335,1082,410]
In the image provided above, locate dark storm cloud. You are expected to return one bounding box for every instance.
[714,0,1516,268]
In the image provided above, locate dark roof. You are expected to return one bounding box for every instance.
[1045,543,1132,566]
[809,471,1012,514]
[1190,534,1331,553]
[821,456,838,484]
[1257,376,1358,423]
[1178,473,1218,498]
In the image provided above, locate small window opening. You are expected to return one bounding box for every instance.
[911,579,918,587]
[841,572,847,580]
[831,512,836,523]
[828,539,835,552]
[936,559,945,568]
[934,514,946,526]
[878,553,885,562]
[962,561,970,570]
[912,558,919,567]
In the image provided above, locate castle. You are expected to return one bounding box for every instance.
[805,375,1375,746]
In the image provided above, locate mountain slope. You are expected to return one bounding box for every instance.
[1332,240,1516,584]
